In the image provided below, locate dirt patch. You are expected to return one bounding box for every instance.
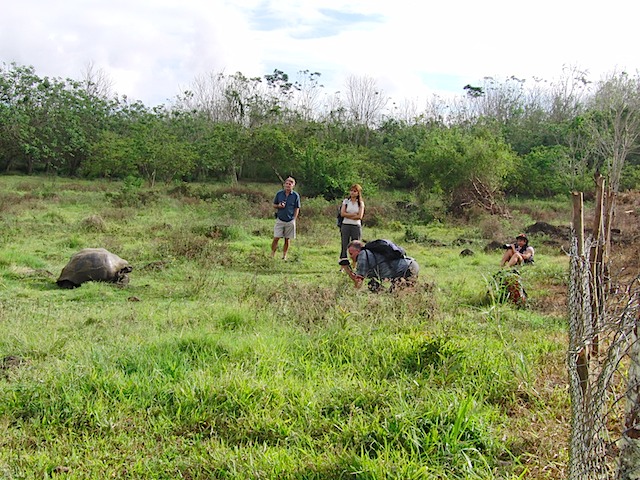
[484,240,505,252]
[1,355,27,379]
[611,191,640,283]
[526,221,571,240]
[529,284,568,319]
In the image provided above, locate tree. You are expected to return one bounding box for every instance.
[177,70,264,126]
[296,141,364,199]
[0,62,110,175]
[463,76,527,124]
[547,64,590,124]
[292,70,323,121]
[506,145,580,196]
[179,116,248,182]
[414,126,517,214]
[587,70,640,193]
[80,61,114,100]
[131,106,197,185]
[0,62,37,172]
[244,124,298,180]
[343,75,388,145]
[83,130,137,178]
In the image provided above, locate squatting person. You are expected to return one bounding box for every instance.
[344,239,419,290]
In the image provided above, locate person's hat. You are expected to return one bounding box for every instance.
[515,233,527,240]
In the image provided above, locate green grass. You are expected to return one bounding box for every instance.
[0,176,570,479]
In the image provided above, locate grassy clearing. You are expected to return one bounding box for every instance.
[0,176,570,479]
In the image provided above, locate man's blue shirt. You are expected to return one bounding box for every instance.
[273,190,300,222]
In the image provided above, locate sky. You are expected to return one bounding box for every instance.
[2,0,639,107]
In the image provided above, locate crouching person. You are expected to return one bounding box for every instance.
[344,240,419,291]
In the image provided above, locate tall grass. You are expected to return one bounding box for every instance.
[0,177,570,479]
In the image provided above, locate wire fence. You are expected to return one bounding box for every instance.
[568,234,640,479]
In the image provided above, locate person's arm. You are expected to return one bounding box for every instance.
[521,247,533,260]
[342,201,365,220]
[273,194,283,210]
[293,207,300,221]
[347,251,367,288]
[345,267,363,288]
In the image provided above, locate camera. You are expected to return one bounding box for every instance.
[502,244,512,250]
[368,278,383,293]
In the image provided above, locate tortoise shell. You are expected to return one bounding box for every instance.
[57,248,132,289]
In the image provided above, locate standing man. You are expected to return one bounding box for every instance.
[271,177,300,260]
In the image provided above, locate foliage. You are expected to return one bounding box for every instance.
[244,124,299,180]
[585,70,640,193]
[486,269,528,307]
[368,119,434,187]
[189,120,248,181]
[296,141,365,199]
[2,62,639,204]
[0,62,110,175]
[620,163,640,191]
[83,130,138,178]
[0,176,571,479]
[413,125,517,212]
[506,145,574,196]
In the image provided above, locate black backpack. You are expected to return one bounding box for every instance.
[362,239,406,260]
[336,204,343,228]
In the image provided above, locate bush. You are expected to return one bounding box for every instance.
[486,270,527,307]
[296,142,366,200]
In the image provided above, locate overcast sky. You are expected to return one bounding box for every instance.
[2,0,638,107]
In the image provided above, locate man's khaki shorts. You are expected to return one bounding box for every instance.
[274,219,296,239]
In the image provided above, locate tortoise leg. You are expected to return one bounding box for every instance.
[56,279,80,289]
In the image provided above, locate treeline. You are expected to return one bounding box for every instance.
[1,62,639,212]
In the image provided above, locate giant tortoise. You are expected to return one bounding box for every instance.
[57,248,132,289]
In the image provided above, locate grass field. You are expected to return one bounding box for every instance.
[0,176,572,479]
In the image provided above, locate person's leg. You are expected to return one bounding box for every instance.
[507,252,523,267]
[281,221,296,260]
[339,225,351,259]
[500,249,513,267]
[340,225,360,266]
[393,261,419,291]
[282,238,291,259]
[407,260,419,280]
[272,220,285,257]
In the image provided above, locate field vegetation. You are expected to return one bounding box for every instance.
[2,60,639,479]
[0,176,574,479]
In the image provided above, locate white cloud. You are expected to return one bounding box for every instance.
[1,0,638,106]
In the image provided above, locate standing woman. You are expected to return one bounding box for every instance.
[339,184,365,265]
